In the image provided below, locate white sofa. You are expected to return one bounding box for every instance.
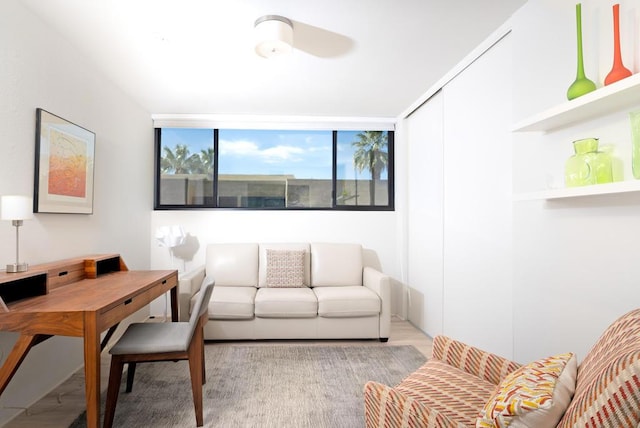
[178,242,391,341]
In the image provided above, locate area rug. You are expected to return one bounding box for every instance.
[69,344,426,428]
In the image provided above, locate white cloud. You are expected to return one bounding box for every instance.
[219,139,258,156]
[219,139,305,163]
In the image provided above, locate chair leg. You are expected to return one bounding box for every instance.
[104,355,125,428]
[188,330,204,427]
[198,315,207,385]
[125,362,137,393]
[201,337,206,385]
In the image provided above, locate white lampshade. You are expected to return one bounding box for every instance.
[254,15,293,58]
[1,195,34,221]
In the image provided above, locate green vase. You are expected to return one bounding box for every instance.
[565,138,613,187]
[630,111,640,179]
[567,3,596,100]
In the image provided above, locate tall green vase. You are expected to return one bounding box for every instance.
[567,3,596,100]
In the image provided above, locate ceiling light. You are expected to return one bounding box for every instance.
[254,15,293,58]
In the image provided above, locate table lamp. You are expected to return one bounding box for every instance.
[1,195,33,273]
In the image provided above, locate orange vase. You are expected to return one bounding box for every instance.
[605,3,632,85]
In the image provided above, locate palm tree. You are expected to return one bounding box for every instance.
[161,144,199,174]
[352,131,388,205]
[196,147,214,177]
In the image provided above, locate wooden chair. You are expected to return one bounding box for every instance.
[103,276,215,428]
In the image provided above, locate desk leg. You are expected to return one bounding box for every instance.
[84,313,101,428]
[170,285,179,322]
[0,334,48,395]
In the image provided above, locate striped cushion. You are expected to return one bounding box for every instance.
[392,359,498,425]
[557,308,640,428]
[364,381,461,428]
[433,335,522,386]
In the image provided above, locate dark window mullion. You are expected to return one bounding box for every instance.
[387,131,395,210]
[332,130,338,208]
[153,128,162,209]
[213,128,219,208]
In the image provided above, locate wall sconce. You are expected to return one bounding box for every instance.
[1,195,33,273]
[254,15,293,58]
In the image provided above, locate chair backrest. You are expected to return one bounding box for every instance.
[187,276,215,334]
[557,308,640,428]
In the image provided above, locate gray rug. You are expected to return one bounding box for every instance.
[69,344,426,428]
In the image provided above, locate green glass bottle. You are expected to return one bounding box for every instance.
[565,138,613,187]
[567,3,597,100]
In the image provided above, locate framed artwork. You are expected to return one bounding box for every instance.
[34,108,96,214]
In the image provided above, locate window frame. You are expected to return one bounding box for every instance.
[154,127,394,211]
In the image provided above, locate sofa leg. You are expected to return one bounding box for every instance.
[379,337,389,343]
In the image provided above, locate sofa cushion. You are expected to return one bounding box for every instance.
[206,243,258,287]
[265,249,307,287]
[314,286,380,318]
[310,243,363,287]
[258,243,310,287]
[254,287,318,318]
[477,352,577,428]
[395,359,498,426]
[207,286,256,320]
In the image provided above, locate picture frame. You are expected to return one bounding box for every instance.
[34,108,96,214]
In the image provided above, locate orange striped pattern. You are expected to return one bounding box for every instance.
[363,336,521,427]
[364,310,640,428]
[433,336,521,386]
[557,308,640,428]
[364,381,462,428]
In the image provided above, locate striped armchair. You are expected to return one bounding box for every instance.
[364,308,640,428]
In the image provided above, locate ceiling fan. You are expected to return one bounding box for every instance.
[254,15,353,59]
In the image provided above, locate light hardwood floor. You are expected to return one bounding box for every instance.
[3,317,432,428]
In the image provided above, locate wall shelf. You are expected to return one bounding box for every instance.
[512,73,640,133]
[513,180,640,201]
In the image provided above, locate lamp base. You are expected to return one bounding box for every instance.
[6,263,28,273]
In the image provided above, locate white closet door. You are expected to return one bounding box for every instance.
[406,90,444,337]
[442,34,514,357]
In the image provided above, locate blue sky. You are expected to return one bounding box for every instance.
[161,128,377,180]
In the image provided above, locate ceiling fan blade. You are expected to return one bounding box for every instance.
[292,21,354,58]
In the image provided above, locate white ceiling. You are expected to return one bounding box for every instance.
[22,0,526,118]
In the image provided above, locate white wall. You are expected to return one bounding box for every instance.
[511,0,640,363]
[0,1,152,423]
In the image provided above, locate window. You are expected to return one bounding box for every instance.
[154,128,394,210]
[336,131,392,207]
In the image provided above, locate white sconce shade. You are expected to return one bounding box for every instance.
[1,195,33,221]
[254,15,293,58]
[155,225,186,249]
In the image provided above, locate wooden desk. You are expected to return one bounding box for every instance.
[0,254,178,428]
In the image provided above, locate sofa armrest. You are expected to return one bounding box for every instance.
[363,381,463,428]
[432,335,521,385]
[363,266,391,340]
[178,265,206,322]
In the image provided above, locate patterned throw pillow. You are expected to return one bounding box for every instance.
[476,352,577,428]
[265,249,306,287]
